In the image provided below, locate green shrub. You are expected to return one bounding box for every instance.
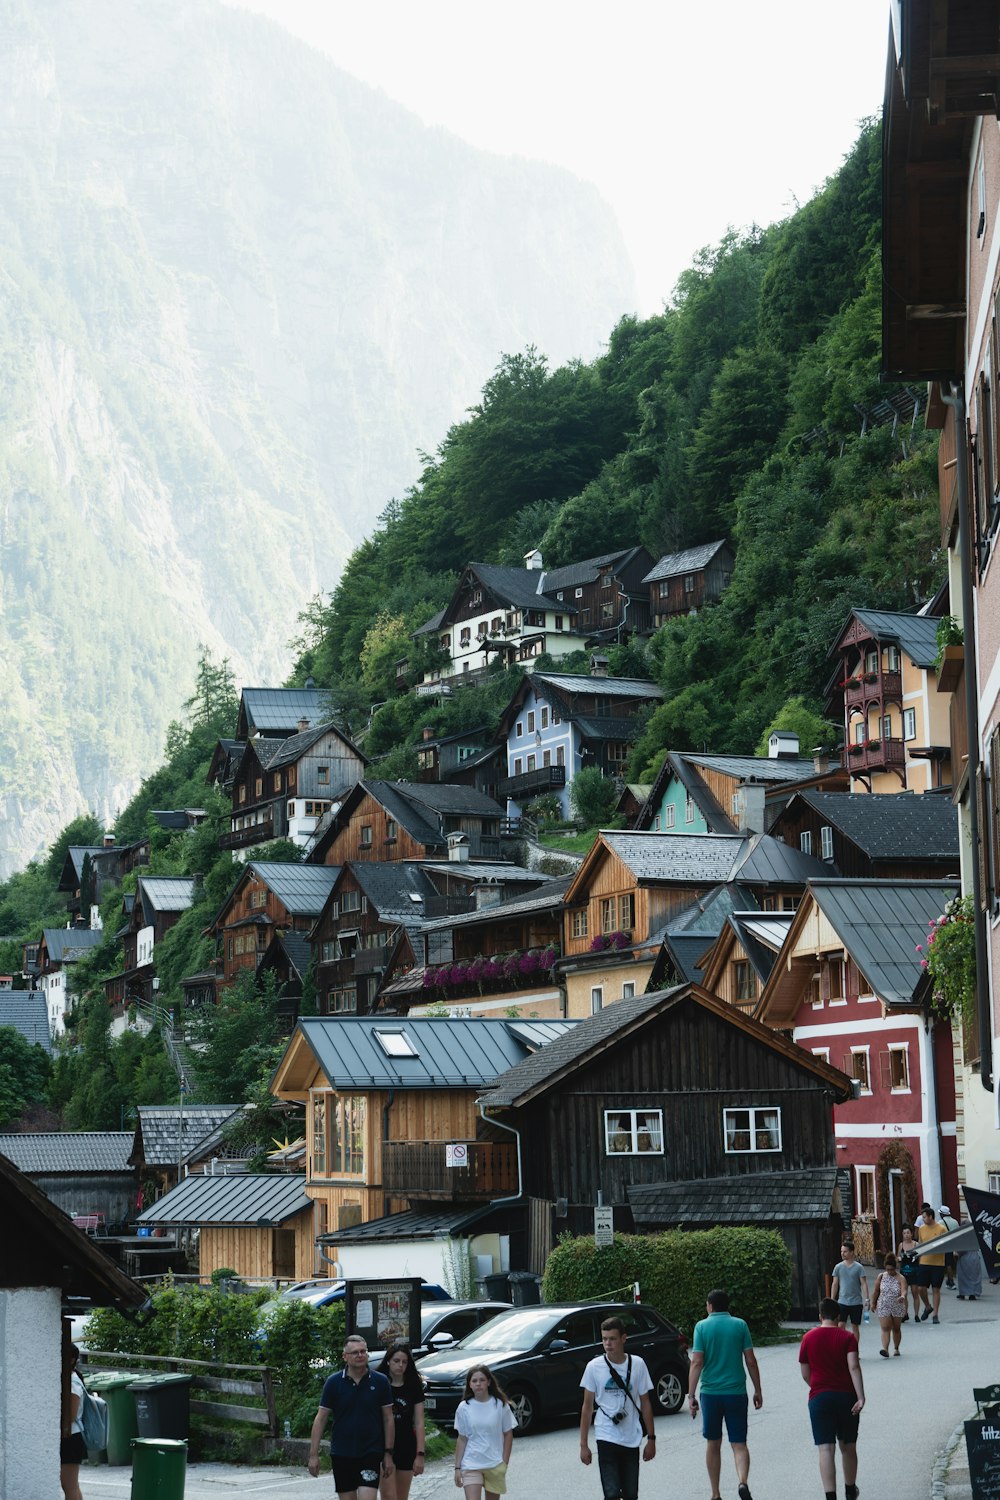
[542,1227,792,1340]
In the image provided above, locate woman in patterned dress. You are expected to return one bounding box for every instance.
[871,1252,908,1357]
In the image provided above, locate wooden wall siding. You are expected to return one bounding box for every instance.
[200,1213,314,1281]
[453,912,561,960]
[307,1087,480,1187]
[514,998,837,1205]
[695,766,740,816]
[295,740,365,800]
[30,1174,137,1227]
[325,796,428,864]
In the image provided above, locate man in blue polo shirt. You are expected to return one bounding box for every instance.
[308,1333,395,1499]
[687,1289,762,1500]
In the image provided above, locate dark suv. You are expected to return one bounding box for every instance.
[418,1301,688,1434]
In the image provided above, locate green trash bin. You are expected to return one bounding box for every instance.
[130,1438,187,1500]
[85,1372,141,1465]
[128,1374,192,1441]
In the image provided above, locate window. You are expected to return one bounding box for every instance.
[622,981,635,999]
[460,627,471,648]
[526,754,536,772]
[605,1109,664,1155]
[527,710,535,732]
[856,1167,876,1217]
[513,758,522,775]
[340,889,363,913]
[477,621,488,639]
[516,721,523,738]
[723,1107,781,1154]
[238,785,246,804]
[799,831,813,855]
[684,574,696,593]
[575,587,584,598]
[317,765,329,785]
[255,777,263,797]
[865,649,878,675]
[491,616,502,634]
[555,615,564,631]
[820,826,834,861]
[556,592,564,602]
[854,720,866,745]
[250,889,266,909]
[602,572,613,587]
[543,750,551,767]
[811,1047,830,1064]
[658,580,670,599]
[618,893,635,931]
[849,1048,871,1093]
[312,1093,328,1175]
[385,818,397,842]
[827,954,846,1003]
[591,986,603,1014]
[664,804,675,828]
[600,897,616,933]
[374,1030,418,1057]
[470,589,482,605]
[541,707,549,728]
[685,794,695,824]
[572,909,589,938]
[331,1095,366,1173]
[903,707,916,741]
[733,960,757,1003]
[886,1045,910,1091]
[556,745,565,766]
[886,645,901,672]
[272,771,282,793]
[360,825,373,847]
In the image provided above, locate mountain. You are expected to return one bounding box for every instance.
[0,0,635,877]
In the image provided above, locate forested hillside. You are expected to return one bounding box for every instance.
[292,120,942,774]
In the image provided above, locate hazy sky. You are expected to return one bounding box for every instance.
[228,1,890,316]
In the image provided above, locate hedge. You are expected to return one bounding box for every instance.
[542,1228,792,1340]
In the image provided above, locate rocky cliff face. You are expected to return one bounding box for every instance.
[0,0,635,876]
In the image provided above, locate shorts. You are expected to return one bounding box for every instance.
[331,1453,383,1494]
[837,1302,863,1326]
[393,1437,418,1471]
[701,1392,749,1443]
[911,1264,931,1287]
[60,1431,85,1465]
[459,1461,508,1495]
[926,1266,946,1288]
[808,1391,860,1447]
[595,1440,640,1500]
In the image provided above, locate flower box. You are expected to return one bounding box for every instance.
[936,644,964,694]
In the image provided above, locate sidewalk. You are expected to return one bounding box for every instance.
[934,1417,975,1500]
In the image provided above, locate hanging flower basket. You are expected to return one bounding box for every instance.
[919,895,976,1026]
[848,743,864,755]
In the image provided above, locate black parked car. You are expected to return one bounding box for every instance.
[418,1301,689,1434]
[367,1300,513,1369]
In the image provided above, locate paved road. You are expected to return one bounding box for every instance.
[81,1283,1000,1499]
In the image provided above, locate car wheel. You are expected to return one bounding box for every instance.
[652,1364,686,1415]
[505,1383,539,1434]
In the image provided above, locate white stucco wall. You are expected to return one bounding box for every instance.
[336,1233,506,1288]
[0,1286,61,1500]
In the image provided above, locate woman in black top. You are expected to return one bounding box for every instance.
[380,1342,426,1500]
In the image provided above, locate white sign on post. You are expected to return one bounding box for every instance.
[594,1206,614,1248]
[446,1143,469,1168]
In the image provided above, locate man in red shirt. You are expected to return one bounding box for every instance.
[798,1298,865,1500]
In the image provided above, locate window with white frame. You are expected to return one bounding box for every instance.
[811,1046,830,1064]
[541,707,549,728]
[723,1107,781,1154]
[887,645,901,671]
[856,1166,876,1217]
[664,803,675,828]
[849,1047,871,1093]
[685,794,695,824]
[903,707,916,741]
[887,1044,910,1091]
[572,909,589,938]
[591,986,604,1014]
[527,710,535,732]
[800,831,813,855]
[622,981,635,999]
[854,720,866,745]
[820,825,834,861]
[828,953,846,1003]
[605,1109,664,1155]
[600,897,616,933]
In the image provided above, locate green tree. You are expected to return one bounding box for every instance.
[0,1027,51,1126]
[569,767,618,827]
[190,971,286,1104]
[755,697,840,758]
[45,813,104,883]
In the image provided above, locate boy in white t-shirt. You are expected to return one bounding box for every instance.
[579,1317,657,1500]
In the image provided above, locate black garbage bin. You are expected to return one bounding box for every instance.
[508,1272,541,1306]
[483,1272,511,1301]
[128,1375,192,1441]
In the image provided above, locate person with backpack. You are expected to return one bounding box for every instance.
[60,1342,86,1500]
[579,1316,656,1500]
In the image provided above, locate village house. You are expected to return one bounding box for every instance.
[696,910,796,1016]
[825,608,952,793]
[496,669,662,819]
[235,684,333,741]
[882,0,1000,1193]
[0,1132,136,1231]
[642,539,735,626]
[37,926,104,1036]
[768,790,960,879]
[414,725,504,802]
[307,779,513,865]
[477,986,854,1317]
[0,989,52,1052]
[753,878,959,1250]
[221,720,366,858]
[134,1172,315,1283]
[207,861,340,991]
[533,546,655,639]
[103,874,198,1014]
[646,884,760,991]
[636,742,846,837]
[269,1014,575,1273]
[129,1104,243,1199]
[56,837,150,925]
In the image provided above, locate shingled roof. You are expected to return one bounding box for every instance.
[628,1167,840,1225]
[783,790,960,861]
[0,990,54,1052]
[130,1105,240,1169]
[538,547,647,593]
[642,540,729,583]
[0,1132,134,1174]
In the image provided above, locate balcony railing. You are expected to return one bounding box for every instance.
[499,765,567,799]
[843,670,902,705]
[843,737,906,773]
[381,1140,517,1200]
[219,812,275,850]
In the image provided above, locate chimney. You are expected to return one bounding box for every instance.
[447,832,470,863]
[812,747,832,774]
[103,834,115,848]
[297,718,310,732]
[590,653,609,677]
[768,731,800,760]
[735,782,766,834]
[523,548,544,571]
[423,727,436,742]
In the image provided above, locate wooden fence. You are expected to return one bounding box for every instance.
[83,1350,277,1436]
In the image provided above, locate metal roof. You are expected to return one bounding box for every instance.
[684,753,820,785]
[786,791,960,860]
[728,912,794,983]
[137,876,198,915]
[238,687,332,735]
[0,1132,133,1174]
[322,1202,498,1244]
[574,715,654,743]
[137,1172,312,1227]
[848,610,940,668]
[808,879,958,1007]
[417,863,545,884]
[628,1167,839,1225]
[419,876,572,934]
[41,928,105,963]
[60,846,107,887]
[733,833,828,887]
[0,991,54,1053]
[247,863,340,915]
[537,547,643,592]
[289,1016,576,1091]
[131,1106,241,1168]
[642,540,729,583]
[534,672,663,700]
[599,832,745,884]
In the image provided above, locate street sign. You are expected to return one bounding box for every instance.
[594,1206,614,1248]
[446,1143,469,1168]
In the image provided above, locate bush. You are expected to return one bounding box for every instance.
[542,1227,792,1340]
[569,767,618,827]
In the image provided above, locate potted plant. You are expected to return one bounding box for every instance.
[935,615,965,692]
[867,737,881,751]
[918,895,976,1025]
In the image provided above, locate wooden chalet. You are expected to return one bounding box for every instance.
[256,931,313,1028]
[535,546,655,638]
[478,986,854,1315]
[824,609,952,793]
[0,1132,137,1230]
[235,685,334,741]
[57,838,150,921]
[222,720,365,856]
[560,830,826,1017]
[307,779,513,865]
[754,878,960,1246]
[208,861,339,990]
[635,746,846,839]
[104,875,197,1011]
[642,539,734,626]
[768,790,960,879]
[270,1015,575,1254]
[697,911,795,1016]
[129,1104,241,1198]
[136,1173,315,1282]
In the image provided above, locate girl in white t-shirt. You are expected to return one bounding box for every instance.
[454,1365,517,1500]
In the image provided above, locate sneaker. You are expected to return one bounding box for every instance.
[879,1348,889,1357]
[932,1315,940,1324]
[920,1307,931,1321]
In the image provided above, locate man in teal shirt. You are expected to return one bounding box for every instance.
[687,1289,762,1500]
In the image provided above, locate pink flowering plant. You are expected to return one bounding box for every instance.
[422,944,561,995]
[917,895,976,1023]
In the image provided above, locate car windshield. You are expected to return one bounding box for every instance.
[452,1308,561,1351]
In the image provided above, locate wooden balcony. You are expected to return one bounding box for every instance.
[844,670,902,705]
[843,737,906,774]
[219,811,274,849]
[381,1140,517,1200]
[499,765,567,800]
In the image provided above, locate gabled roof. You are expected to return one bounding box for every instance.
[40,927,105,964]
[466,563,565,611]
[419,875,571,934]
[237,687,331,739]
[57,846,107,891]
[329,862,442,929]
[684,752,821,785]
[478,986,854,1110]
[272,1015,577,1096]
[535,672,663,701]
[537,547,651,593]
[257,931,312,983]
[642,539,730,584]
[568,830,825,905]
[137,1172,312,1227]
[628,1167,839,1226]
[130,1105,241,1169]
[0,1132,134,1174]
[261,719,365,772]
[777,791,960,861]
[734,833,827,887]
[239,863,340,919]
[648,885,760,987]
[830,609,940,668]
[136,876,198,920]
[0,990,54,1052]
